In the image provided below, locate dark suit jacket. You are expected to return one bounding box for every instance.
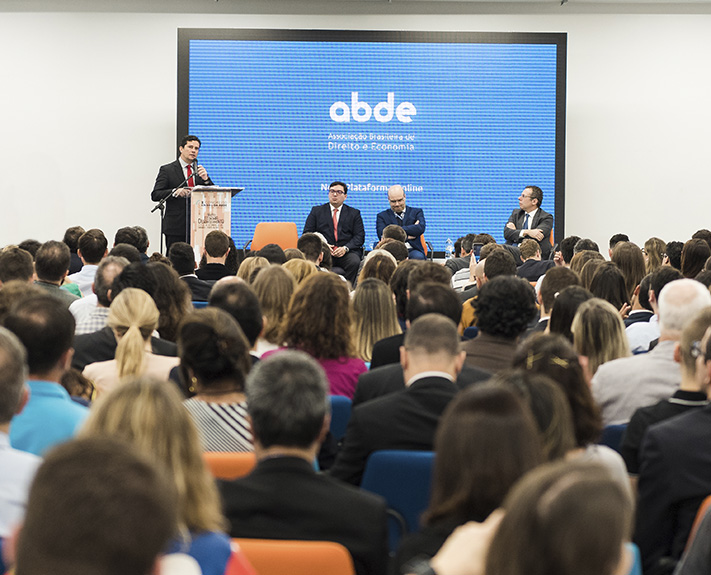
[220,456,388,575]
[303,203,365,253]
[634,405,711,573]
[375,206,426,255]
[151,159,214,239]
[180,275,213,301]
[72,326,177,371]
[196,263,231,282]
[352,363,491,408]
[516,259,555,282]
[503,208,554,258]
[369,333,405,370]
[329,376,459,486]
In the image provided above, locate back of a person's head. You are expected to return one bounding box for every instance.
[246,350,329,449]
[283,258,318,285]
[407,261,451,291]
[571,298,630,376]
[204,230,230,258]
[284,248,305,261]
[679,307,711,374]
[179,307,252,392]
[589,261,629,310]
[573,238,600,254]
[168,242,197,276]
[34,240,71,282]
[382,224,407,243]
[282,272,353,359]
[4,295,74,376]
[77,229,108,265]
[548,285,594,343]
[539,267,581,313]
[692,228,711,251]
[608,233,629,250]
[17,240,41,260]
[390,260,420,320]
[519,239,541,261]
[404,313,460,358]
[92,256,129,307]
[352,278,401,361]
[658,278,711,336]
[145,262,191,342]
[252,265,296,344]
[665,240,684,270]
[81,378,225,533]
[491,370,576,461]
[486,460,633,575]
[236,255,269,283]
[108,288,159,379]
[644,237,667,274]
[682,238,711,279]
[406,282,462,325]
[478,242,499,262]
[111,261,157,300]
[296,233,324,262]
[425,384,541,526]
[0,282,44,324]
[475,276,537,339]
[380,240,409,263]
[208,278,263,346]
[558,235,581,265]
[108,242,142,263]
[133,226,149,254]
[611,241,646,301]
[258,243,287,265]
[0,246,34,283]
[360,250,397,285]
[569,249,604,277]
[637,273,654,312]
[579,258,604,291]
[0,326,28,425]
[15,436,177,575]
[484,248,517,279]
[113,226,141,249]
[650,265,683,302]
[61,226,85,252]
[513,333,602,447]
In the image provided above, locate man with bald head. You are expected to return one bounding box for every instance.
[376,185,426,260]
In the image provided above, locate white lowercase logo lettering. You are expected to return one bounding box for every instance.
[329,92,417,123]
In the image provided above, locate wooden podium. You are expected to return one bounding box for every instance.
[188,186,243,261]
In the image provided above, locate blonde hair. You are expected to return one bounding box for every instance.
[252,265,297,345]
[80,377,225,533]
[237,256,269,283]
[571,298,630,377]
[283,258,318,285]
[108,288,159,379]
[351,278,401,362]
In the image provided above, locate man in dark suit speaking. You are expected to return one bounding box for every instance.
[151,135,214,250]
[503,185,554,259]
[303,181,364,284]
[376,184,426,260]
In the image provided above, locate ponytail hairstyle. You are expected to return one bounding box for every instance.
[108,288,159,378]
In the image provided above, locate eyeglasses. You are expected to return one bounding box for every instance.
[329,189,346,196]
[520,194,533,199]
[691,340,707,360]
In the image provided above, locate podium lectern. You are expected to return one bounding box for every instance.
[188,186,243,262]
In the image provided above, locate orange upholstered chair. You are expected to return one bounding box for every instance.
[231,538,355,575]
[248,222,299,251]
[203,452,256,480]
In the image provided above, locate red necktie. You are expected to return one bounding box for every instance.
[186,164,195,187]
[333,208,339,242]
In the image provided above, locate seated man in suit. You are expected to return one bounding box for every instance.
[168,242,213,302]
[220,350,387,575]
[151,134,215,250]
[376,185,426,260]
[330,314,465,486]
[516,239,555,282]
[503,185,554,260]
[303,181,364,284]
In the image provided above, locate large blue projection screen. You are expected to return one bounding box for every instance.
[180,31,566,252]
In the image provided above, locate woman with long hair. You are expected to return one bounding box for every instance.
[644,237,666,275]
[611,242,646,303]
[80,378,240,575]
[571,298,630,378]
[351,278,401,362]
[251,265,296,354]
[589,261,630,314]
[146,261,192,343]
[267,272,366,397]
[82,288,178,396]
[548,285,594,343]
[180,308,254,452]
[395,385,542,573]
[682,238,711,279]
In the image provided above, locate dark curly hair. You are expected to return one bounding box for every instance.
[474,276,537,339]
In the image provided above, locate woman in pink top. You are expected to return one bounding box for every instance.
[263,272,366,398]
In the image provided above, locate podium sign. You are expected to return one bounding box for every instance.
[189,186,243,262]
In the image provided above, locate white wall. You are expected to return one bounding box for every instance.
[2,9,710,252]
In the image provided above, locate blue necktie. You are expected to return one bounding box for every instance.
[523,213,530,230]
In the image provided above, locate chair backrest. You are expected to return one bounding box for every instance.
[360,449,435,551]
[685,494,711,551]
[203,452,256,480]
[232,539,355,575]
[599,423,628,454]
[251,222,299,251]
[419,235,428,256]
[329,395,352,442]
